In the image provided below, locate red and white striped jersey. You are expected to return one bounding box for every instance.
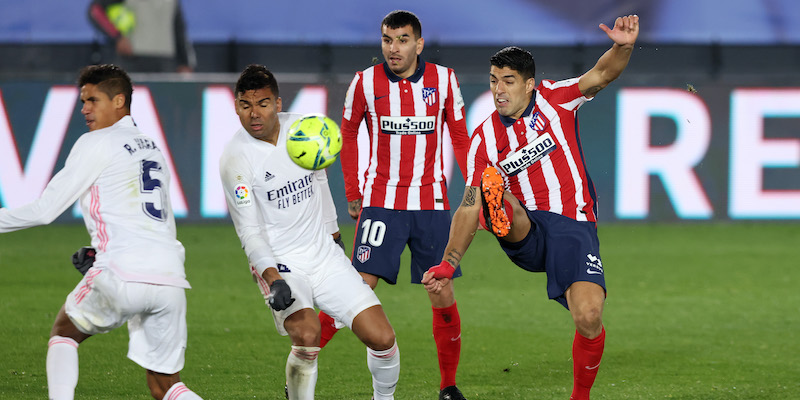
[341,60,470,210]
[467,78,598,222]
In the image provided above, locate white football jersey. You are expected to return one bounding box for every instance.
[219,112,340,277]
[0,116,189,288]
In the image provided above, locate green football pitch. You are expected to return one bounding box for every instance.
[1,222,798,399]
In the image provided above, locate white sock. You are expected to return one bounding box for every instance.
[163,382,203,400]
[286,346,319,400]
[367,341,400,400]
[46,336,79,400]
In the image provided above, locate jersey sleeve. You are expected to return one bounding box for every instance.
[340,72,367,202]
[315,169,339,235]
[466,128,490,188]
[219,149,277,277]
[0,134,109,233]
[540,78,590,112]
[444,68,470,180]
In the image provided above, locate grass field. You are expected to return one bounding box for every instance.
[1,222,799,399]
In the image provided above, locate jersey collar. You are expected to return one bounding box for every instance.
[383,56,426,83]
[498,90,537,128]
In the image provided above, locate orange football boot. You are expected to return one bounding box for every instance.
[480,166,510,237]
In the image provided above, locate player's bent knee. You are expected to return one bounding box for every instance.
[367,329,396,352]
[291,329,321,347]
[572,305,603,336]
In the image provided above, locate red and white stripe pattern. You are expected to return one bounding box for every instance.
[468,78,597,222]
[291,346,321,361]
[89,185,109,252]
[341,61,469,211]
[48,336,79,349]
[164,382,192,400]
[368,341,399,359]
[74,268,102,305]
[250,265,271,302]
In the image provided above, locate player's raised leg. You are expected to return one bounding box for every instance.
[351,305,399,400]
[479,166,531,243]
[566,281,606,400]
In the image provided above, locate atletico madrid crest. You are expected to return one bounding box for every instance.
[422,87,437,106]
[356,245,371,263]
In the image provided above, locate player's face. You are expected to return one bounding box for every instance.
[489,66,535,120]
[80,83,125,131]
[236,87,283,143]
[381,24,424,79]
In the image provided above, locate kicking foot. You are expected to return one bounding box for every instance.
[480,166,510,237]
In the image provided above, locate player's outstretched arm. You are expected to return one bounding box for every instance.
[422,186,482,293]
[579,14,640,98]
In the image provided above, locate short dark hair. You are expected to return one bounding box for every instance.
[490,46,536,81]
[235,64,280,97]
[382,10,422,39]
[77,64,133,109]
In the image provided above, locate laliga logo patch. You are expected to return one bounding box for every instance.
[585,253,604,275]
[234,184,252,208]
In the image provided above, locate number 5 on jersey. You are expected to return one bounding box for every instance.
[140,160,168,221]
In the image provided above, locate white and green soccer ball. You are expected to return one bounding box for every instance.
[286,114,342,170]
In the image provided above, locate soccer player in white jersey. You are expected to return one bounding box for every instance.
[316,10,470,400]
[0,64,202,400]
[423,15,640,400]
[218,64,400,400]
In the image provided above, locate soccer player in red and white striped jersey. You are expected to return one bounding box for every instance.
[317,10,470,400]
[423,15,640,400]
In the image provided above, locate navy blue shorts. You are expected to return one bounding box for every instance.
[351,207,462,284]
[498,209,605,309]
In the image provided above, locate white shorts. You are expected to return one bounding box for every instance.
[251,249,380,336]
[64,268,187,374]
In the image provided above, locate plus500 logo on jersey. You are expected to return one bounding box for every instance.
[380,116,436,135]
[499,132,558,176]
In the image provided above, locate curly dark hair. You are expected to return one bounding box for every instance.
[235,64,280,97]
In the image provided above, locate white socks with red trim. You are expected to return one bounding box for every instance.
[163,382,203,400]
[46,336,79,400]
[367,341,400,400]
[286,345,320,400]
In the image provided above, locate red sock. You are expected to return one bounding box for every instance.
[318,311,339,348]
[571,327,605,400]
[432,302,461,389]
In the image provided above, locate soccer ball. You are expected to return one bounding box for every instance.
[106,4,136,36]
[286,114,342,170]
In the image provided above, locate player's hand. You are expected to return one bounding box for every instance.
[71,246,96,275]
[268,279,295,311]
[599,14,639,47]
[422,260,455,294]
[428,260,456,279]
[332,232,346,252]
[347,199,362,220]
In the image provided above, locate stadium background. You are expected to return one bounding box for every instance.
[1,0,799,223]
[1,2,800,399]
